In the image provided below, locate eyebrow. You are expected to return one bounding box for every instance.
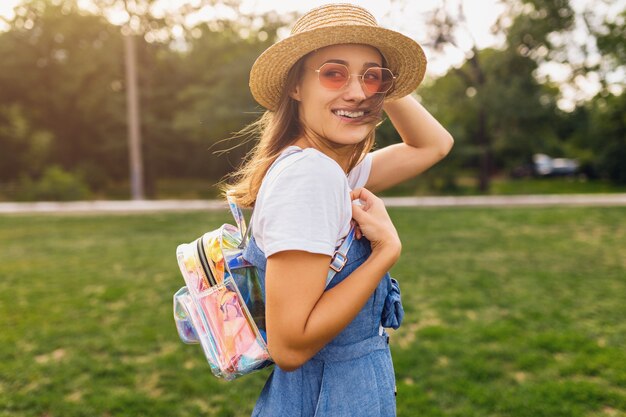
[323,59,382,68]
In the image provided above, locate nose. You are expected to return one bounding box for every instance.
[342,74,367,102]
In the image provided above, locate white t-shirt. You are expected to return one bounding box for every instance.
[252,145,372,257]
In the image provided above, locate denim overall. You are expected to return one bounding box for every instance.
[242,231,404,417]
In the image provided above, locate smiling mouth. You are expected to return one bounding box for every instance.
[332,109,370,121]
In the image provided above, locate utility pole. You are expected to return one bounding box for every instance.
[124,32,145,200]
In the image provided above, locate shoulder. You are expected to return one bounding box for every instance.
[253,149,350,257]
[347,152,372,190]
[272,148,345,182]
[264,148,348,194]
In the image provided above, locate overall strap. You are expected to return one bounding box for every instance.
[326,224,356,287]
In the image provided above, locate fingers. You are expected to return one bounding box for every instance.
[351,204,367,240]
[351,187,376,211]
[351,199,369,223]
[350,220,362,240]
[350,187,374,201]
[350,188,361,200]
[350,187,399,252]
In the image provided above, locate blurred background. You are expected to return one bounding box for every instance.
[0,0,624,202]
[1,2,625,417]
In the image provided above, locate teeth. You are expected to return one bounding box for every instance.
[334,109,365,118]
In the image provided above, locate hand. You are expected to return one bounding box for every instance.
[350,187,402,257]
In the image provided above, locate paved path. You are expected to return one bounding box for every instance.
[1,194,625,214]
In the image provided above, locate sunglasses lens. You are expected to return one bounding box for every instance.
[318,63,349,89]
[317,64,394,94]
[363,67,394,94]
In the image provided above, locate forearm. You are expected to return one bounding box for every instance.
[384,95,454,154]
[296,246,400,361]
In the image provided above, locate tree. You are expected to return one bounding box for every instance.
[0,0,127,187]
[563,92,626,184]
[0,0,289,198]
[552,3,626,184]
[170,16,283,179]
[0,104,53,181]
[406,0,577,191]
[590,93,626,184]
[92,0,167,199]
[86,0,286,194]
[89,0,242,198]
[576,3,625,95]
[419,46,560,182]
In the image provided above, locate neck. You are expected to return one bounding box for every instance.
[293,134,354,173]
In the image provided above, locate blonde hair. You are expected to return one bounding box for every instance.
[218,53,384,208]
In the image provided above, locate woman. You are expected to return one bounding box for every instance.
[221,4,453,416]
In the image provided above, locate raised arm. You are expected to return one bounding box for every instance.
[365,95,454,193]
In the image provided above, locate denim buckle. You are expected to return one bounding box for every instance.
[330,251,348,272]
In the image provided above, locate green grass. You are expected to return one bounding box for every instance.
[1,207,625,416]
[490,177,626,195]
[380,176,626,197]
[3,176,625,201]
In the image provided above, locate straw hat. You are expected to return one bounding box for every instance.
[249,3,427,111]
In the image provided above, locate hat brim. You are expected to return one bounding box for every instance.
[249,25,427,111]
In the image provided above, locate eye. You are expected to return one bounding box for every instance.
[320,65,348,79]
[324,70,345,79]
[363,68,382,81]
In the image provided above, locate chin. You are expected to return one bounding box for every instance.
[335,126,372,144]
[326,135,368,148]
[307,117,374,146]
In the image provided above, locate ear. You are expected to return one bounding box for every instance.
[290,84,302,102]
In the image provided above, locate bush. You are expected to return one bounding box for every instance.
[15,166,91,201]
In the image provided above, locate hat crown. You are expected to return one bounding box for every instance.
[291,4,378,35]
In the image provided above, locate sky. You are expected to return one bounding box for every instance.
[1,0,624,109]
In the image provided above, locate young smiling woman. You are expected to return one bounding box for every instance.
[220,4,453,416]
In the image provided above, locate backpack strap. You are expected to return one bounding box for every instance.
[239,206,253,250]
[226,191,247,240]
[235,147,304,249]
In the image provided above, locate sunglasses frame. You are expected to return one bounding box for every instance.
[312,62,396,95]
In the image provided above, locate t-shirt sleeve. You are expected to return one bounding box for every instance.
[347,152,372,190]
[258,155,347,258]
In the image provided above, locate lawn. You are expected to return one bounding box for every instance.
[6,176,619,201]
[378,176,626,197]
[1,207,625,417]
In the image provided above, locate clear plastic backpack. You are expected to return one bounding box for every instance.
[173,193,272,380]
[173,151,358,380]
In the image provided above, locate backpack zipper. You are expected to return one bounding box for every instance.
[196,236,217,286]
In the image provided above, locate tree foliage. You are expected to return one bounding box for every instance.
[419,0,578,191]
[0,0,126,186]
[0,0,624,200]
[0,0,286,197]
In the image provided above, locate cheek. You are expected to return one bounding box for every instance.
[299,89,329,121]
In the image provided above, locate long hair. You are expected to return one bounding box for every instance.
[218,52,387,208]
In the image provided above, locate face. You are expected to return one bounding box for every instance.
[290,44,384,148]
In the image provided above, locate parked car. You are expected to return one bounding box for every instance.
[532,153,579,177]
